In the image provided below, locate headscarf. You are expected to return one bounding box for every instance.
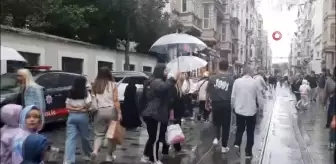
[21,134,50,164]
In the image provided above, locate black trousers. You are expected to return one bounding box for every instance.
[234,113,257,154]
[199,101,210,120]
[212,101,231,147]
[162,119,182,154]
[183,94,193,117]
[143,117,167,162]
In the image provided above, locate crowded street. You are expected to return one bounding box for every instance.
[36,86,332,164]
[1,0,335,164]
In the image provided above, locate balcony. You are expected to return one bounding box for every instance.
[200,29,218,46]
[175,0,202,36]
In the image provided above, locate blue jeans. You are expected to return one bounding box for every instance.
[328,96,336,143]
[64,113,92,163]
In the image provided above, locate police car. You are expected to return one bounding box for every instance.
[0,66,83,125]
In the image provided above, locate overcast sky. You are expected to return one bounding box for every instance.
[258,0,299,63]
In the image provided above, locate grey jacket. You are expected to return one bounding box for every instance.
[142,77,176,123]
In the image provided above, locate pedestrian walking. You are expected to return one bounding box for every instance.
[231,65,263,158]
[63,76,92,164]
[317,69,327,110]
[0,104,22,164]
[253,69,267,114]
[296,79,311,111]
[206,60,234,153]
[140,63,180,164]
[162,75,186,155]
[323,67,336,149]
[15,68,46,114]
[196,71,210,121]
[122,80,142,130]
[308,71,318,101]
[330,111,336,163]
[90,67,122,162]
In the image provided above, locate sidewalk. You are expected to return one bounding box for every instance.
[297,101,334,164]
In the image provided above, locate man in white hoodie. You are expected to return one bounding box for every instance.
[231,65,263,158]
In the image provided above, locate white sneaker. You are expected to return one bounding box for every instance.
[212,138,219,145]
[152,161,163,164]
[90,152,97,161]
[221,147,230,153]
[105,155,116,162]
[140,156,150,163]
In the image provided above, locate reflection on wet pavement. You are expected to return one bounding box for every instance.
[260,87,335,164]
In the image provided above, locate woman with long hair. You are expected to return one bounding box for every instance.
[140,63,179,164]
[90,67,122,162]
[16,68,45,112]
[324,67,336,150]
[161,74,185,155]
[63,76,92,164]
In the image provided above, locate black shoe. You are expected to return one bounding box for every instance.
[245,152,253,159]
[234,145,240,155]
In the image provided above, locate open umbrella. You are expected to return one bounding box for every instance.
[149,33,207,54]
[1,46,26,62]
[166,56,207,73]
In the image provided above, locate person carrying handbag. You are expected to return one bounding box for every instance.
[90,67,122,162]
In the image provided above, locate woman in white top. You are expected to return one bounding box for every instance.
[90,67,122,162]
[63,76,92,164]
[181,73,194,118]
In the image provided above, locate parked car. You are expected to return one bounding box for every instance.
[111,71,149,108]
[0,66,83,125]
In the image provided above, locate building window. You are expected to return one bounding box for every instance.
[203,4,210,29]
[331,23,335,41]
[123,64,135,71]
[223,4,228,13]
[62,57,83,74]
[97,61,113,71]
[6,51,40,73]
[143,66,152,72]
[182,0,187,12]
[221,25,226,41]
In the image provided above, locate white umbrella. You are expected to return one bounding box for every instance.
[1,46,26,62]
[149,33,207,54]
[166,56,207,73]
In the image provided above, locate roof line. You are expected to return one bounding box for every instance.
[0,25,148,56]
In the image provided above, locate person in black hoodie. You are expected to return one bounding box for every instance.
[140,63,180,164]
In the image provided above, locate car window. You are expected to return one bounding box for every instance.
[0,73,19,91]
[122,77,130,84]
[130,76,147,85]
[36,73,60,89]
[58,73,79,87]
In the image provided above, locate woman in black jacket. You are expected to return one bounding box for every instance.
[140,63,180,164]
[162,77,185,155]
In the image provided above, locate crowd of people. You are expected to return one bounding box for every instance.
[1,62,335,164]
[287,68,336,152]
